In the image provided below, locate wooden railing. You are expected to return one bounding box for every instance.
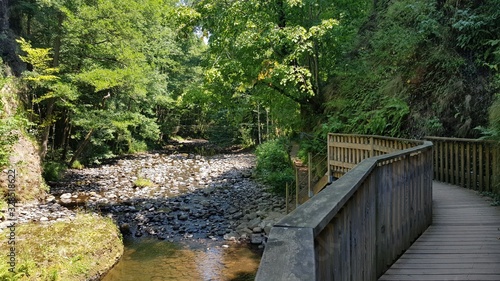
[425,136,499,193]
[256,134,433,280]
[327,134,420,179]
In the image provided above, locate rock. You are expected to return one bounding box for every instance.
[177,214,189,221]
[246,212,257,221]
[223,232,239,241]
[120,223,132,235]
[60,198,72,205]
[231,212,243,220]
[248,217,262,229]
[252,227,262,233]
[60,193,72,200]
[251,234,264,244]
[264,225,272,235]
[226,207,238,215]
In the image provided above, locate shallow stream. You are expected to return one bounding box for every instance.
[102,237,261,281]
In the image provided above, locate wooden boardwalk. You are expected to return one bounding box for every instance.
[379,182,500,281]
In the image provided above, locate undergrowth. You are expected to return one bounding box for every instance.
[480,191,500,206]
[254,138,294,195]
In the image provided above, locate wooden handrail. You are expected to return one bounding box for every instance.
[424,136,499,193]
[257,135,433,280]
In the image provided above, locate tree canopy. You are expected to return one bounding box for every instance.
[1,0,499,166]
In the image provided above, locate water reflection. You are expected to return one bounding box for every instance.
[102,237,260,281]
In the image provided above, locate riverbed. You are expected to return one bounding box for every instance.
[29,151,285,280]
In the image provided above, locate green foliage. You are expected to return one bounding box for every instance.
[9,0,208,164]
[254,138,294,194]
[0,75,30,169]
[321,0,498,139]
[70,160,84,169]
[195,0,369,135]
[484,96,500,140]
[480,191,500,206]
[42,161,66,182]
[323,97,409,137]
[134,177,154,188]
[16,38,59,83]
[0,110,19,168]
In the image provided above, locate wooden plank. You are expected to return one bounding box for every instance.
[329,160,356,169]
[473,143,478,190]
[454,141,459,185]
[378,182,500,281]
[380,275,500,281]
[424,136,495,143]
[445,141,450,184]
[466,142,471,189]
[485,143,490,192]
[460,142,465,188]
[330,140,372,151]
[479,143,484,191]
[312,174,329,195]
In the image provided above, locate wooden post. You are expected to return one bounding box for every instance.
[308,152,312,198]
[327,134,331,183]
[285,183,289,214]
[295,167,299,208]
[479,143,484,191]
[485,143,490,191]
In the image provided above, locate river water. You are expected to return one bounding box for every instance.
[102,237,261,281]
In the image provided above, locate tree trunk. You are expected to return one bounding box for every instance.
[68,128,94,167]
[60,114,71,161]
[257,103,261,144]
[0,0,8,33]
[52,12,64,67]
[39,98,55,160]
[266,108,270,140]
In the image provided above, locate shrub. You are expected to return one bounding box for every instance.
[42,161,66,182]
[134,177,154,188]
[254,138,294,194]
[70,160,84,169]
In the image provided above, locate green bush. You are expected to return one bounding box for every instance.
[134,177,154,188]
[42,161,67,182]
[254,138,294,195]
[70,160,84,170]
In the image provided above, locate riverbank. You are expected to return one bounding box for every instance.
[0,213,123,280]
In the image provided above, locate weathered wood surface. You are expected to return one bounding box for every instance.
[379,181,500,281]
[425,136,499,193]
[328,134,424,179]
[257,135,433,281]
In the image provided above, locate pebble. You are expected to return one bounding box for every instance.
[0,151,286,246]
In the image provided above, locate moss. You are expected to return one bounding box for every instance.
[0,213,123,281]
[133,177,154,188]
[70,160,84,170]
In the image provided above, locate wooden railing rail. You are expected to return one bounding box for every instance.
[327,134,424,179]
[257,135,433,280]
[424,136,499,193]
